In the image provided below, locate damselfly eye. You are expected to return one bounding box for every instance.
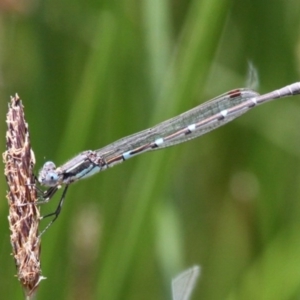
[45,172,59,183]
[38,161,58,186]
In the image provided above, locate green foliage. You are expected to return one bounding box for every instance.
[1,0,300,299]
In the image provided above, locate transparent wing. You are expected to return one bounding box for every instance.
[97,89,258,164]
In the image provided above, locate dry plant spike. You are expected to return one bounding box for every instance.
[3,94,44,299]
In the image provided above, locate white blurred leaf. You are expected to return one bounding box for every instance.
[172,265,200,300]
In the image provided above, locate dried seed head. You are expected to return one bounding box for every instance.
[3,94,44,298]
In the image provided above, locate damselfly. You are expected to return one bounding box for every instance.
[38,82,300,235]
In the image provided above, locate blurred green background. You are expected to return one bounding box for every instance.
[1,0,300,299]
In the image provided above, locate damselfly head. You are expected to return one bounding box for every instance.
[38,161,59,187]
